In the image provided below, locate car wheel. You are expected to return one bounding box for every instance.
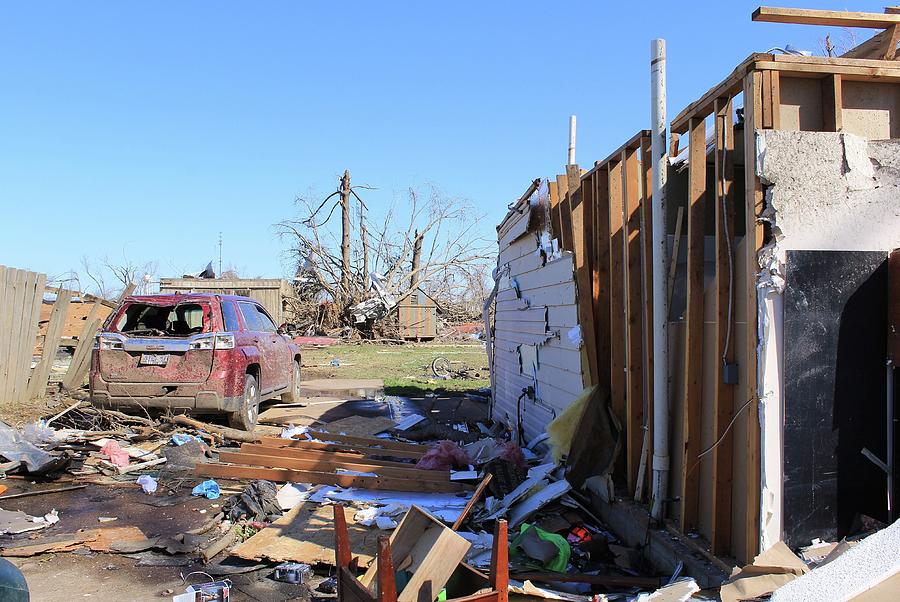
[281,361,302,403]
[229,374,259,431]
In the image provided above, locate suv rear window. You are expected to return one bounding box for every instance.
[221,301,241,332]
[114,302,209,337]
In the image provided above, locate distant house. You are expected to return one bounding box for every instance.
[158,278,297,325]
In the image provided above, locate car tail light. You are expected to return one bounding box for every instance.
[214,333,235,350]
[95,335,124,350]
[189,335,215,351]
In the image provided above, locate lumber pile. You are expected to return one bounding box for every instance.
[196,434,473,494]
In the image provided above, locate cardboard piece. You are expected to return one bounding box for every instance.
[359,505,470,602]
[719,541,808,602]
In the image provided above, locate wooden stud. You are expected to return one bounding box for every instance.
[307,431,426,453]
[452,474,493,530]
[594,169,612,391]
[491,520,509,600]
[711,97,736,555]
[548,180,562,245]
[742,70,765,563]
[622,146,644,494]
[607,158,627,478]
[556,174,573,251]
[822,74,843,132]
[376,535,397,601]
[680,117,706,534]
[570,165,598,387]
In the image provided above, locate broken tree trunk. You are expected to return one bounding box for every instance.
[340,170,352,304]
[162,415,260,443]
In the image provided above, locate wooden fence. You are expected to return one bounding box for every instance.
[0,265,128,402]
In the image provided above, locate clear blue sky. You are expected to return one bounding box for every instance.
[0,1,884,287]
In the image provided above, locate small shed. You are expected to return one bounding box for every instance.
[158,278,297,325]
[395,288,442,340]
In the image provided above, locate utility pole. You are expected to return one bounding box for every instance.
[340,170,352,304]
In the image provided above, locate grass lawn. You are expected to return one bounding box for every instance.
[299,341,490,396]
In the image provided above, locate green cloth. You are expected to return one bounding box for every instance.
[510,522,571,573]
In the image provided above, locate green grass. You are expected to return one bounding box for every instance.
[300,342,490,396]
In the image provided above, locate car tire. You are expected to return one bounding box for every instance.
[229,374,259,431]
[281,361,302,403]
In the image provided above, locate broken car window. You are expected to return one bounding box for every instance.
[114,303,209,337]
[221,301,241,332]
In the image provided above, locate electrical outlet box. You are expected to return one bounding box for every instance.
[723,362,739,385]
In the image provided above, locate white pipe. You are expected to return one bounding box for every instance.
[649,38,670,521]
[568,115,577,165]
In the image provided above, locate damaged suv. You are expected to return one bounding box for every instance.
[89,294,301,430]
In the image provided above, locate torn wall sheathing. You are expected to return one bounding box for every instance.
[491,180,586,443]
[755,130,900,550]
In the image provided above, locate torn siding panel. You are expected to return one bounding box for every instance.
[490,179,586,443]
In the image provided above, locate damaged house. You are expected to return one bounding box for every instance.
[487,5,900,575]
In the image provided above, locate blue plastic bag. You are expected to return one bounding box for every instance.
[191,479,221,500]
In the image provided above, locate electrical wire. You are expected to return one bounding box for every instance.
[684,395,757,479]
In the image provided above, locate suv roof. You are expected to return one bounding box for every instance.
[120,293,259,303]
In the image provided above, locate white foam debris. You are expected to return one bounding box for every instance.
[770,519,900,602]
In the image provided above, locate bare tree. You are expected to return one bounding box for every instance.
[80,254,157,298]
[277,175,493,326]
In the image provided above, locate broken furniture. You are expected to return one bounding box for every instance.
[334,504,509,602]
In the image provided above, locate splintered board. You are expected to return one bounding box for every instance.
[782,250,890,547]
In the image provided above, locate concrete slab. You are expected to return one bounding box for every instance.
[300,378,384,399]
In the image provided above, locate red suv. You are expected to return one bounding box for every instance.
[90,293,301,430]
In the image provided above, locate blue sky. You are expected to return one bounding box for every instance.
[0,1,884,288]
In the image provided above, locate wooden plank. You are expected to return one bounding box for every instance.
[241,443,420,469]
[26,288,71,399]
[680,117,706,534]
[751,60,900,80]
[308,430,426,453]
[259,437,426,460]
[752,6,900,29]
[0,267,12,401]
[622,146,644,494]
[17,271,46,397]
[6,270,27,402]
[741,71,764,563]
[557,174,573,252]
[196,462,471,493]
[547,179,562,245]
[218,451,450,482]
[822,74,843,131]
[842,23,900,59]
[608,158,627,479]
[593,169,612,391]
[639,139,655,499]
[61,301,103,390]
[711,97,736,555]
[452,473,493,530]
[570,165,597,387]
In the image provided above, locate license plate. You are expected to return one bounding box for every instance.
[140,353,169,366]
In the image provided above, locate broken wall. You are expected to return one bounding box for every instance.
[756,130,900,548]
[491,180,585,443]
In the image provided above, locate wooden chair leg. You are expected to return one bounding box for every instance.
[376,534,398,602]
[334,504,352,568]
[491,520,508,601]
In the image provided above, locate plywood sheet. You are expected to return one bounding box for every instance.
[231,502,378,566]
